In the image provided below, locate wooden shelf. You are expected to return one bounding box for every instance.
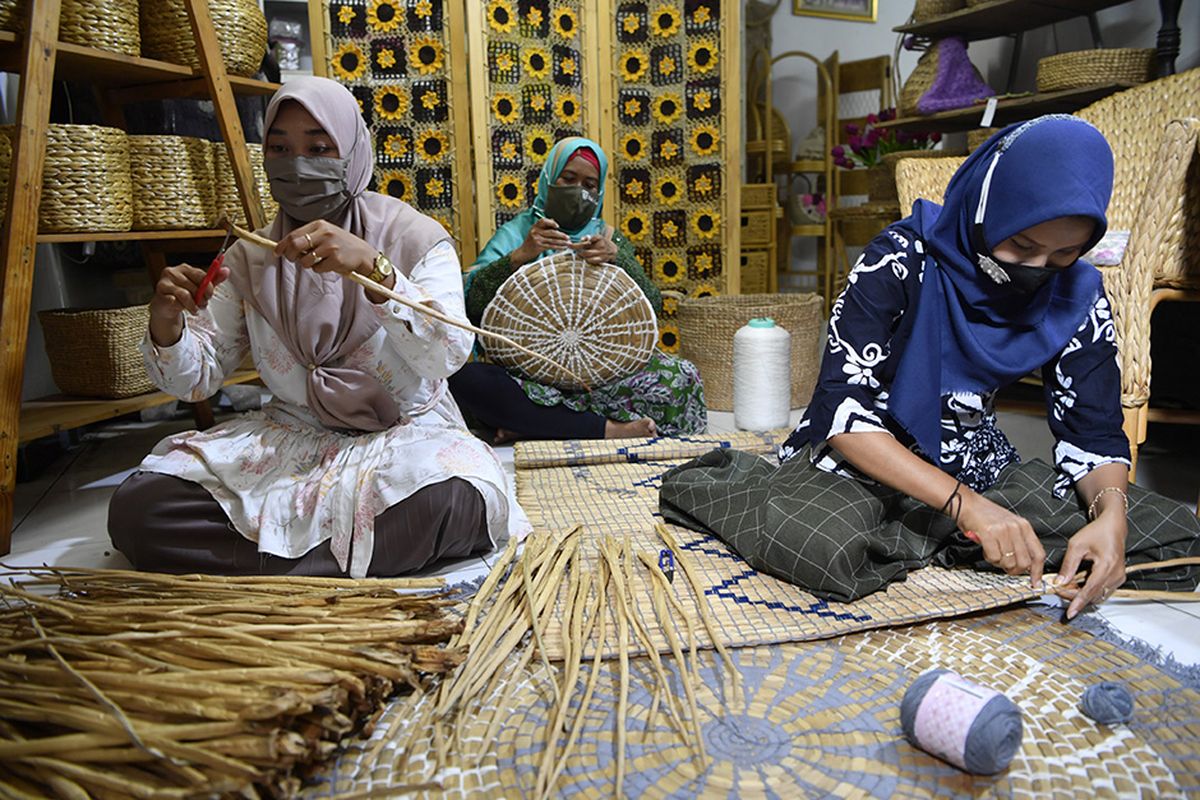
[37,229,229,244]
[790,224,826,237]
[790,159,825,172]
[895,0,1133,42]
[874,83,1136,133]
[19,370,261,443]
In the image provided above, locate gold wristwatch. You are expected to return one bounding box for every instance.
[366,251,394,284]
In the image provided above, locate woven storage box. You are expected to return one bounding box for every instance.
[740,208,774,245]
[482,251,658,391]
[1036,49,1154,93]
[741,183,776,208]
[141,0,267,77]
[0,0,25,31]
[212,141,277,226]
[61,0,139,56]
[38,305,155,398]
[739,249,771,294]
[129,135,215,230]
[678,293,823,411]
[39,124,134,233]
[912,0,962,21]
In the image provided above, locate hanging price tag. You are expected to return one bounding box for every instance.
[980,97,999,128]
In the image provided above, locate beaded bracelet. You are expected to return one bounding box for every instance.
[1087,486,1128,521]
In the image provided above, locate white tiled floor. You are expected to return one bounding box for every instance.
[7,406,1199,666]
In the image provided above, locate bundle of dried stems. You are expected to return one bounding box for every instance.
[0,565,464,799]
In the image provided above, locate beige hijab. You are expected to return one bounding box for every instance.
[224,77,451,432]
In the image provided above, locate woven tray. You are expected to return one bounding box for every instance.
[677,292,822,411]
[61,0,139,56]
[129,135,216,230]
[482,251,659,391]
[1037,48,1154,93]
[40,124,134,233]
[141,0,267,77]
[0,0,25,31]
[212,141,277,226]
[38,305,155,398]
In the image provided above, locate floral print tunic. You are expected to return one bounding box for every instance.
[138,241,529,577]
[779,229,1131,496]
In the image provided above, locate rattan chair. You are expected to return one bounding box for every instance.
[894,68,1200,478]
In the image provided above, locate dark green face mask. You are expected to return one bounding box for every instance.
[542,183,599,233]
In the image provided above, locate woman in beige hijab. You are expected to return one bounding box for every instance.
[109,77,527,577]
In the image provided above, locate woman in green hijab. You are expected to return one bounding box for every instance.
[450,137,707,442]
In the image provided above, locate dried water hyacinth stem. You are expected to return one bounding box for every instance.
[1049,556,1200,602]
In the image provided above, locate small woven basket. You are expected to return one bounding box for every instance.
[1036,49,1154,93]
[212,141,277,226]
[967,126,999,151]
[38,305,156,398]
[40,124,134,233]
[481,251,659,391]
[912,0,962,22]
[0,0,26,31]
[677,293,823,411]
[141,0,267,77]
[129,135,216,230]
[61,0,140,56]
[0,127,12,223]
[867,149,946,202]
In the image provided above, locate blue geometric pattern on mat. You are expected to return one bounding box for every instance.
[615,435,733,462]
[630,462,680,489]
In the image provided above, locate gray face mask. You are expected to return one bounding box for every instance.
[265,154,354,222]
[542,183,599,234]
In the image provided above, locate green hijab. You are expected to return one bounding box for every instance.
[470,136,609,271]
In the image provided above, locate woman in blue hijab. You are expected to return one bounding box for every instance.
[450,137,706,442]
[660,116,1199,614]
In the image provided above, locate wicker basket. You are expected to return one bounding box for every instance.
[482,251,658,391]
[1036,49,1154,93]
[129,135,216,230]
[867,149,946,203]
[212,141,277,226]
[40,124,134,233]
[0,126,11,224]
[38,305,156,398]
[678,293,823,411]
[967,126,999,151]
[61,0,140,56]
[0,0,26,31]
[964,0,994,6]
[912,0,962,22]
[141,0,267,77]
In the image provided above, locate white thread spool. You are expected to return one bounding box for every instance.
[733,317,791,431]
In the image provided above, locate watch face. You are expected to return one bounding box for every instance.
[376,254,394,276]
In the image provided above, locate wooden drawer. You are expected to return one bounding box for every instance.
[740,248,771,294]
[740,208,774,246]
[741,183,775,208]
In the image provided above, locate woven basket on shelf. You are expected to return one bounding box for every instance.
[481,251,658,391]
[141,0,267,77]
[129,135,216,230]
[912,0,962,22]
[677,293,823,411]
[867,149,947,203]
[964,0,994,6]
[212,141,277,226]
[0,127,11,223]
[40,124,134,233]
[38,305,156,398]
[1036,48,1154,93]
[967,126,999,151]
[60,0,140,56]
[0,0,25,31]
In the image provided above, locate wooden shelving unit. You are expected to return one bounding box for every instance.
[894,0,1132,41]
[0,0,274,553]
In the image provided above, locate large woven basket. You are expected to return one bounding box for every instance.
[38,305,156,398]
[61,0,139,56]
[481,251,659,391]
[40,124,134,233]
[677,293,823,411]
[212,141,277,226]
[141,0,267,77]
[867,149,946,202]
[129,135,216,230]
[0,0,25,31]
[1036,49,1154,93]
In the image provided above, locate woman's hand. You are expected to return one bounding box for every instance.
[512,218,572,267]
[958,492,1046,589]
[275,220,377,279]
[571,227,618,265]
[1054,510,1127,619]
[149,262,228,346]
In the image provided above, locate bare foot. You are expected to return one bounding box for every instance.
[605,417,657,439]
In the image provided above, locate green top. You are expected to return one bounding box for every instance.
[748,318,776,328]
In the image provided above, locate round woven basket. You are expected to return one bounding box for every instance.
[40,124,134,233]
[1036,48,1154,93]
[141,0,267,77]
[912,0,962,22]
[129,135,216,230]
[481,251,659,391]
[212,141,277,226]
[38,305,156,398]
[61,0,139,56]
[677,293,823,411]
[0,0,26,32]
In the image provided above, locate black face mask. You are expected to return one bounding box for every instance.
[973,223,1068,296]
[542,183,599,233]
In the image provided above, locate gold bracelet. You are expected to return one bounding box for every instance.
[1087,486,1128,521]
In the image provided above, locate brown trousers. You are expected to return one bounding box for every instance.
[108,472,491,576]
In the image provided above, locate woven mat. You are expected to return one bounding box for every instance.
[312,608,1200,798]
[514,433,1039,659]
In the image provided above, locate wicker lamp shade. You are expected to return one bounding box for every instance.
[212,141,277,226]
[481,251,658,391]
[129,135,216,230]
[1036,49,1154,93]
[38,305,156,398]
[141,0,268,77]
[40,124,134,233]
[61,0,140,56]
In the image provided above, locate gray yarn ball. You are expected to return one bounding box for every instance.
[1080,682,1134,725]
[900,668,1023,775]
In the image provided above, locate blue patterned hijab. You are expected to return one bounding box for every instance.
[888,115,1113,459]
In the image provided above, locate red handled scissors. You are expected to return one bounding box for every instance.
[194,228,235,305]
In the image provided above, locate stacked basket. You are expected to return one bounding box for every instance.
[40,124,135,233]
[212,142,277,227]
[141,0,268,77]
[0,0,24,31]
[60,0,139,55]
[129,135,216,230]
